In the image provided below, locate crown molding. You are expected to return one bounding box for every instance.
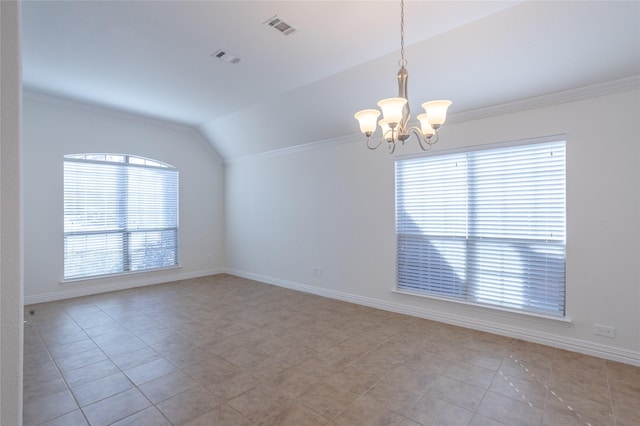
[226,76,640,164]
[448,75,640,124]
[224,133,360,165]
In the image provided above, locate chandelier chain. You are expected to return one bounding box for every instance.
[399,0,407,67]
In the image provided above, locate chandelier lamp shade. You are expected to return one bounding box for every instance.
[354,0,452,154]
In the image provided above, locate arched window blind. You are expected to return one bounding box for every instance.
[396,139,566,317]
[64,154,178,280]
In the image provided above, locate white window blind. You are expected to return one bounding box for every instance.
[64,154,178,280]
[396,140,566,317]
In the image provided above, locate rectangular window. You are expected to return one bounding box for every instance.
[396,139,566,317]
[64,154,178,280]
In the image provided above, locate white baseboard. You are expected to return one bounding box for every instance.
[24,268,226,305]
[225,268,640,367]
[25,266,639,366]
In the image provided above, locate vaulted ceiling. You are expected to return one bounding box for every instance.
[21,1,640,160]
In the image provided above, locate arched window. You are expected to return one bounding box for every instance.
[64,154,178,280]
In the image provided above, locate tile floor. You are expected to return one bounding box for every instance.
[23,274,639,426]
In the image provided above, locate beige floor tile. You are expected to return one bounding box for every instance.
[398,417,423,426]
[23,275,640,426]
[109,406,171,426]
[109,346,162,370]
[182,355,239,386]
[442,359,497,389]
[457,347,505,371]
[182,404,253,426]
[99,337,148,359]
[138,369,200,404]
[62,359,121,388]
[227,383,292,424]
[353,347,404,373]
[273,401,330,425]
[135,327,184,346]
[606,360,640,384]
[205,368,260,402]
[199,332,252,355]
[323,363,383,396]
[221,342,268,367]
[40,326,89,347]
[489,370,547,409]
[476,390,543,426]
[37,409,89,426]
[268,365,325,399]
[428,374,487,412]
[90,329,137,348]
[23,389,79,426]
[123,357,177,386]
[161,343,215,368]
[23,374,68,402]
[70,371,134,407]
[615,407,640,426]
[47,338,99,360]
[367,364,437,413]
[82,322,128,339]
[407,393,474,426]
[498,354,551,384]
[23,359,62,386]
[549,379,612,413]
[155,385,222,425]
[55,347,109,372]
[542,395,595,426]
[71,313,117,330]
[468,414,508,426]
[335,394,405,426]
[403,351,451,374]
[272,342,321,366]
[81,388,151,426]
[299,382,359,420]
[244,356,291,383]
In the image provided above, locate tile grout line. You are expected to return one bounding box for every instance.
[508,353,593,426]
[37,303,173,426]
[26,311,92,426]
[25,276,638,425]
[603,361,618,426]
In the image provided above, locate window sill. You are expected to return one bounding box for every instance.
[392,288,572,327]
[60,265,182,286]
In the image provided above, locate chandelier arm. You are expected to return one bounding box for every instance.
[415,132,433,152]
[408,127,436,151]
[388,126,400,145]
[430,130,440,146]
[388,140,396,154]
[366,136,383,151]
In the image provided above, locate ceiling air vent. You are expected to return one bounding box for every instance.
[212,49,241,64]
[264,15,296,36]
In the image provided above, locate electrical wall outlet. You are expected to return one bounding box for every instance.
[593,324,616,338]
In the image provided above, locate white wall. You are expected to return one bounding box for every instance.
[0,1,23,424]
[226,86,640,365]
[23,91,226,303]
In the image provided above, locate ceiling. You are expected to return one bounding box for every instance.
[21,1,640,160]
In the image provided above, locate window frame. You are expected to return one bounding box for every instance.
[394,136,567,319]
[63,153,179,281]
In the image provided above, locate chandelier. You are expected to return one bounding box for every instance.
[354,0,452,154]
